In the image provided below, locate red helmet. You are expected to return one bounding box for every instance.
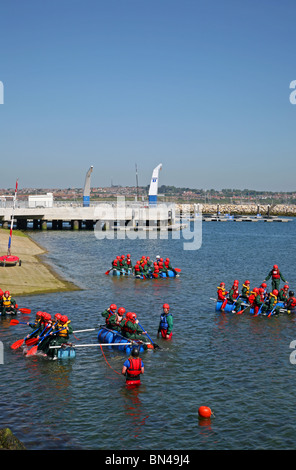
[272,289,279,296]
[117,307,125,315]
[233,280,239,285]
[43,313,52,321]
[147,256,150,260]
[116,256,120,259]
[0,289,3,296]
[110,304,117,311]
[259,288,265,294]
[245,280,250,285]
[220,282,225,287]
[163,303,170,310]
[36,311,43,318]
[54,313,62,321]
[284,285,289,290]
[4,291,10,296]
[127,254,131,257]
[273,264,278,269]
[121,255,125,258]
[160,258,163,262]
[60,315,68,323]
[136,260,140,265]
[261,283,267,288]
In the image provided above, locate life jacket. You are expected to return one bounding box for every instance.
[112,260,119,267]
[57,321,71,337]
[122,319,136,335]
[279,288,288,300]
[134,264,141,272]
[105,311,115,326]
[3,295,11,307]
[248,292,256,305]
[288,297,296,308]
[126,258,132,266]
[126,357,142,379]
[242,284,250,295]
[159,313,172,330]
[272,268,280,279]
[231,286,239,299]
[269,292,277,305]
[217,287,227,300]
[165,261,170,268]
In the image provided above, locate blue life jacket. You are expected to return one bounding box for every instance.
[159,313,172,330]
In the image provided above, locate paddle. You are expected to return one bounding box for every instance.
[105,269,111,275]
[175,268,181,272]
[236,305,251,315]
[137,321,161,350]
[17,308,31,314]
[25,322,58,353]
[267,305,277,318]
[10,319,28,326]
[10,324,42,350]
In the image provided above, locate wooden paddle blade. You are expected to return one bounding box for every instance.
[26,345,38,356]
[10,319,19,325]
[25,337,39,346]
[18,308,31,314]
[10,339,24,349]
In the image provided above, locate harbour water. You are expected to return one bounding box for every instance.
[1,219,296,450]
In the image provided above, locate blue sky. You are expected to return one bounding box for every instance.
[0,0,295,191]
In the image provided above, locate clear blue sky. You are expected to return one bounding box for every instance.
[0,0,295,191]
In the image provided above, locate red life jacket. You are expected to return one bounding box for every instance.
[126,357,142,379]
[122,319,136,335]
[134,264,140,272]
[231,286,239,299]
[288,297,296,308]
[272,268,280,279]
[106,311,115,326]
[126,259,131,266]
[165,261,169,268]
[217,287,226,300]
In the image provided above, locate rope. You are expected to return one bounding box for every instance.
[99,344,121,376]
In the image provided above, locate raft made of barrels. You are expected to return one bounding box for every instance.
[97,327,146,354]
[135,270,177,279]
[215,300,285,315]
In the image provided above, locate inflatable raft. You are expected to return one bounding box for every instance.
[97,327,146,354]
[215,300,285,315]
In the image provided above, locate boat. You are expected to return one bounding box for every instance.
[0,255,21,267]
[215,300,286,315]
[97,326,146,354]
[111,268,133,276]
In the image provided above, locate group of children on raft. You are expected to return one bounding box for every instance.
[110,254,179,278]
[101,302,173,349]
[21,311,73,358]
[217,265,296,316]
[0,289,18,316]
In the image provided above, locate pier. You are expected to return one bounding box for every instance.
[0,202,178,231]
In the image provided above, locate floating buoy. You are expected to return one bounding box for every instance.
[198,406,212,419]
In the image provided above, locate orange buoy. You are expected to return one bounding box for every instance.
[198,406,212,419]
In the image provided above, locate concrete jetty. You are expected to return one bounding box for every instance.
[0,202,177,230]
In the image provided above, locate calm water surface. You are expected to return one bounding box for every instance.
[1,219,296,450]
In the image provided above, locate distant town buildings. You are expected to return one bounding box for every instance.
[0,185,295,205]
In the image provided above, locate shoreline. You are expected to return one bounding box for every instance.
[0,229,81,297]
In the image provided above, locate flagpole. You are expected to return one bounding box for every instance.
[7,179,18,256]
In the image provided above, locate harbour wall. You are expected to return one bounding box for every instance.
[177,203,296,217]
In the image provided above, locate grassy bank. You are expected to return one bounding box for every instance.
[0,229,80,296]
